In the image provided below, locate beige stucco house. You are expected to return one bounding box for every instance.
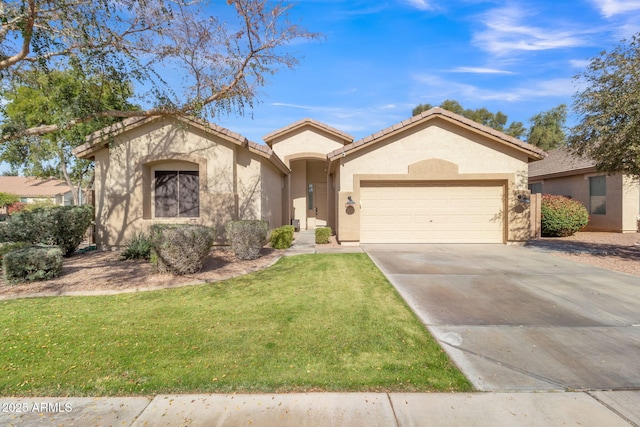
[74,108,546,248]
[529,148,640,233]
[73,115,288,247]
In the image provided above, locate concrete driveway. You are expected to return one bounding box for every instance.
[363,244,640,392]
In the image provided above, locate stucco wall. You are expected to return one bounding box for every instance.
[622,176,640,232]
[333,119,531,243]
[270,127,345,166]
[93,119,282,247]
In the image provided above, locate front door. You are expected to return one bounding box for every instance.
[315,183,327,227]
[307,182,328,229]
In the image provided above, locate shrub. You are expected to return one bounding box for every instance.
[225,220,269,260]
[149,224,215,274]
[270,225,295,249]
[541,194,589,237]
[0,205,93,256]
[0,242,28,264]
[315,227,332,244]
[3,245,63,284]
[121,232,152,260]
[7,202,25,215]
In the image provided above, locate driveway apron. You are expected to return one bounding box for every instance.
[363,244,640,392]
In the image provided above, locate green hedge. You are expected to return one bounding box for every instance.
[0,205,94,256]
[0,242,28,263]
[270,225,295,249]
[541,194,589,237]
[225,220,269,260]
[3,245,63,284]
[149,224,215,275]
[315,227,332,244]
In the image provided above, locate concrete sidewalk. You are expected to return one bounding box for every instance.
[285,229,363,256]
[2,391,638,426]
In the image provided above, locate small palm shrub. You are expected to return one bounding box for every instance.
[541,194,589,237]
[225,220,269,260]
[120,232,152,260]
[149,224,215,275]
[3,245,63,284]
[270,225,295,249]
[315,227,332,244]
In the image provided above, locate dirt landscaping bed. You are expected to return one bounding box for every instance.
[525,231,640,277]
[0,247,282,298]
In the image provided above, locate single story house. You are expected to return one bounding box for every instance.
[0,176,76,206]
[74,108,546,248]
[528,148,640,233]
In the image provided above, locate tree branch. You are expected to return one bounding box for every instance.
[0,0,35,71]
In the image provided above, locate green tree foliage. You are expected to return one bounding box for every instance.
[412,100,526,138]
[569,34,640,177]
[526,104,567,151]
[0,192,19,208]
[0,66,136,203]
[0,0,319,143]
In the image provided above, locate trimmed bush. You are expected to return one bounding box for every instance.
[3,245,63,284]
[541,194,589,237]
[315,227,332,244]
[270,225,295,249]
[149,224,215,274]
[0,242,28,264]
[121,232,152,260]
[1,205,94,256]
[225,220,269,260]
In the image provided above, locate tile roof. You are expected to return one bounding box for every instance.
[327,107,546,161]
[262,118,354,146]
[0,176,72,197]
[72,115,290,175]
[528,148,596,178]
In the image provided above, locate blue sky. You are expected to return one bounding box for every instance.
[2,0,640,175]
[215,0,640,143]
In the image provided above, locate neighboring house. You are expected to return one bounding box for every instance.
[74,108,546,248]
[0,176,76,206]
[528,148,640,233]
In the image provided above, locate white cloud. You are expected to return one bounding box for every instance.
[569,59,591,68]
[412,74,577,102]
[450,67,515,75]
[473,5,590,56]
[402,0,436,11]
[591,0,640,17]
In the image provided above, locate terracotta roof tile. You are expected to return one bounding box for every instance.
[328,107,546,161]
[262,118,354,145]
[528,148,595,178]
[0,176,72,197]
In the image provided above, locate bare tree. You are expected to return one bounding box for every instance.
[0,0,320,143]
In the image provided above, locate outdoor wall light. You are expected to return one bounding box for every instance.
[517,193,530,204]
[345,196,356,215]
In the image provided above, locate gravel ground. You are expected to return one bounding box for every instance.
[525,231,640,276]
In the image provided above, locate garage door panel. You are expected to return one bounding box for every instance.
[360,184,504,243]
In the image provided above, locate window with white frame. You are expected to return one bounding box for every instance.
[589,175,606,215]
[154,170,199,217]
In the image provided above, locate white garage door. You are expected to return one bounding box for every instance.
[360,183,504,243]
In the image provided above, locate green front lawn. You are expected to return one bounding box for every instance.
[1,253,472,396]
